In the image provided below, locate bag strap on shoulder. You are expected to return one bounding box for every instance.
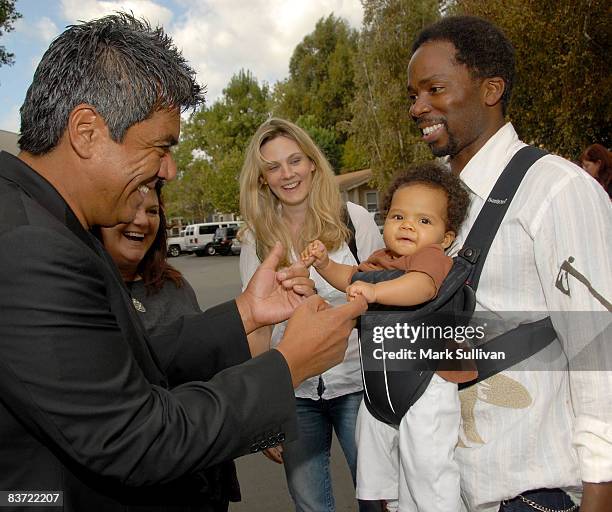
[460,146,547,290]
[344,204,360,264]
[459,317,556,389]
[456,146,558,389]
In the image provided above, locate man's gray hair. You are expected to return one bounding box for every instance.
[19,12,204,154]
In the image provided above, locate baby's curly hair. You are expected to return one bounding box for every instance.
[382,162,470,234]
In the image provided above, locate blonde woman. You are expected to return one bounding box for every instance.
[239,118,383,512]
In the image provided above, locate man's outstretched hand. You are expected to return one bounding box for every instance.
[276,294,368,388]
[236,242,315,334]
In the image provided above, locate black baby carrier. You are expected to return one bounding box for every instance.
[355,147,558,427]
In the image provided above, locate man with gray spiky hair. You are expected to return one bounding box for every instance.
[0,13,366,511]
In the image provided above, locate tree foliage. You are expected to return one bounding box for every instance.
[164,0,609,217]
[451,0,611,157]
[0,0,21,67]
[164,70,271,220]
[295,114,343,172]
[275,14,358,131]
[340,134,370,172]
[162,161,214,224]
[273,14,359,171]
[350,0,442,189]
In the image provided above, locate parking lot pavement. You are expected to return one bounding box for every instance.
[172,254,359,511]
[171,253,243,309]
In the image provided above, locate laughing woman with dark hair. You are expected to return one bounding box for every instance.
[95,182,201,336]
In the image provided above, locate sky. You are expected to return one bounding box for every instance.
[0,0,363,133]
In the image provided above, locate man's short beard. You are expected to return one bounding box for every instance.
[429,132,459,158]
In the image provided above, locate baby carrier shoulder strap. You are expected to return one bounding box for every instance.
[459,145,548,289]
[458,145,557,386]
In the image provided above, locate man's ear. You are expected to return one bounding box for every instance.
[482,77,505,108]
[442,230,455,250]
[66,104,102,159]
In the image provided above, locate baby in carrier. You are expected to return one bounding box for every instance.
[301,162,471,512]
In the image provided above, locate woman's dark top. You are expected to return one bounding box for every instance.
[126,278,201,336]
[127,277,241,509]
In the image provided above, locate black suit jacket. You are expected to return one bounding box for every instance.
[0,151,297,511]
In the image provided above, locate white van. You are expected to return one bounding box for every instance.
[167,229,189,257]
[184,221,242,256]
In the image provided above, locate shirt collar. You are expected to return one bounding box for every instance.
[459,122,524,200]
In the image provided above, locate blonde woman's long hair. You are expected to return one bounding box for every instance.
[240,118,350,267]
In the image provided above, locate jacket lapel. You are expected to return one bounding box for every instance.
[0,151,168,387]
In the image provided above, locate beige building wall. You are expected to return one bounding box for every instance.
[0,130,19,156]
[336,169,383,226]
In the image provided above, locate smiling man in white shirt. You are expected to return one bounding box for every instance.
[401,15,611,512]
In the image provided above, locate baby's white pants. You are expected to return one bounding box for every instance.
[356,374,462,512]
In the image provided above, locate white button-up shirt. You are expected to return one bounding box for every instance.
[451,123,612,511]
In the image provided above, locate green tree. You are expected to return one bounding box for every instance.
[202,148,245,213]
[273,14,359,171]
[350,0,442,188]
[0,0,21,67]
[296,114,343,172]
[451,0,611,157]
[340,134,370,172]
[165,70,271,219]
[162,160,214,224]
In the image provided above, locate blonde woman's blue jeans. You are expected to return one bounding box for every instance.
[282,391,362,512]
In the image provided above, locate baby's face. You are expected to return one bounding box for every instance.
[383,183,454,257]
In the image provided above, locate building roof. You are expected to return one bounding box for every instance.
[334,168,372,192]
[0,129,19,156]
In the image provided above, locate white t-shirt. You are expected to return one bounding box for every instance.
[239,201,384,400]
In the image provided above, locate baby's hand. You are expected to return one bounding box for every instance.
[300,240,329,270]
[346,281,377,303]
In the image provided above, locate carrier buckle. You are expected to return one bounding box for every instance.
[458,246,480,264]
